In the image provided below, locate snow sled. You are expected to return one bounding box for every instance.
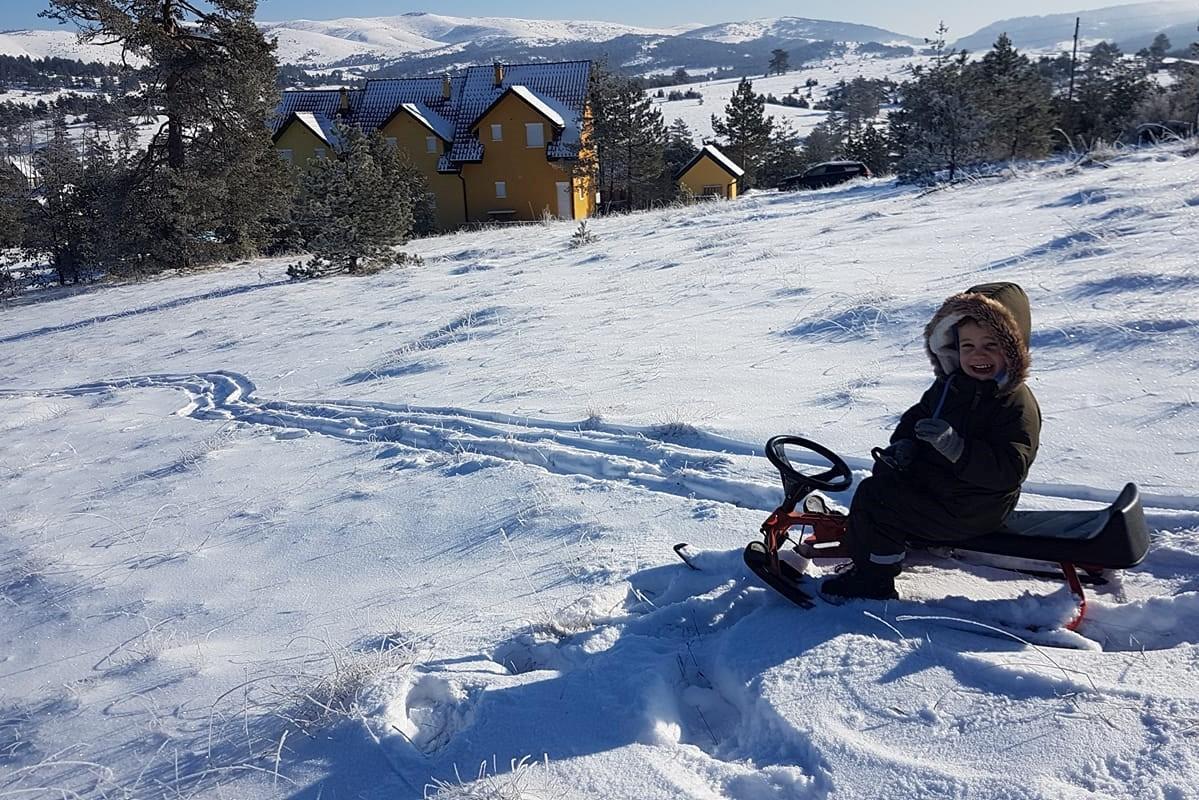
[738,436,1150,630]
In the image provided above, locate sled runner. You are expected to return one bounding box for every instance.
[738,436,1151,630]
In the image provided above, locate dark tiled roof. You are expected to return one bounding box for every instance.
[272,88,362,134]
[272,61,591,167]
[355,76,464,133]
[447,61,590,164]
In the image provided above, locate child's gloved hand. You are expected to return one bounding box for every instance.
[873,438,917,471]
[915,418,965,463]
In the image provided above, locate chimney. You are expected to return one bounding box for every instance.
[338,86,350,118]
[442,74,452,100]
[493,62,504,87]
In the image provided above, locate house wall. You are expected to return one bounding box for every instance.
[462,93,590,224]
[273,122,327,166]
[378,114,465,231]
[679,156,739,199]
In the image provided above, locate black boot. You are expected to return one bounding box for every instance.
[819,560,900,603]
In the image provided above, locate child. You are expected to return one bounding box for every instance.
[820,282,1042,602]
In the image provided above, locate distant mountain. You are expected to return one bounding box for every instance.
[258,12,694,66]
[681,18,921,46]
[0,28,140,65]
[954,1,1198,54]
[1,11,921,76]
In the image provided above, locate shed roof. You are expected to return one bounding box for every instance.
[676,143,745,180]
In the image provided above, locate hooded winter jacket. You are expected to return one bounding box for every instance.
[887,282,1042,533]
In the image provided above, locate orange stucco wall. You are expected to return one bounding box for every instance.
[679,155,739,199]
[273,121,328,167]
[378,112,465,232]
[461,92,594,224]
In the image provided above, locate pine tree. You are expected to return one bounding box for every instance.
[711,78,774,187]
[44,0,290,273]
[972,33,1057,160]
[889,23,984,180]
[588,64,669,210]
[757,120,803,188]
[768,49,790,76]
[843,121,891,175]
[22,126,125,284]
[290,125,422,277]
[1070,41,1152,143]
[0,162,25,251]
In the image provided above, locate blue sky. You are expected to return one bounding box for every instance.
[11,1,1131,39]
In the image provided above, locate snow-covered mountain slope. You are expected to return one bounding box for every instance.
[955,0,1198,53]
[259,11,691,65]
[0,28,139,65]
[653,49,926,144]
[3,11,916,71]
[682,16,920,46]
[2,144,1199,798]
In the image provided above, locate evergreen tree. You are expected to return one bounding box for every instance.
[889,24,984,180]
[1070,41,1152,143]
[22,126,125,284]
[663,118,699,196]
[588,64,669,210]
[0,162,25,251]
[843,121,891,175]
[972,33,1057,160]
[44,0,289,273]
[768,49,790,76]
[757,120,803,188]
[290,125,423,277]
[711,78,774,187]
[800,113,846,165]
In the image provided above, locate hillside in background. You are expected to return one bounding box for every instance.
[954,0,1198,53]
[2,11,919,75]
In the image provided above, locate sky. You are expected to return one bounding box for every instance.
[6,1,1144,39]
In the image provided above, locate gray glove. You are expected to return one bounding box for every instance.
[914,418,964,464]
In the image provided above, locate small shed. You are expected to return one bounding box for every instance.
[676,143,744,200]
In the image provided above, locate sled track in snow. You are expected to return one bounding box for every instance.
[3,369,1198,515]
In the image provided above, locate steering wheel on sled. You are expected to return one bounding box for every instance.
[764,435,852,512]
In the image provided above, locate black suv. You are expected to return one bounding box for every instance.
[778,161,871,191]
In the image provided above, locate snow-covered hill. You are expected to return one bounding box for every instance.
[955,0,1198,54]
[258,12,692,66]
[681,17,920,46]
[2,144,1199,798]
[2,11,918,71]
[0,28,139,65]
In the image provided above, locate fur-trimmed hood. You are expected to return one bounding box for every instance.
[924,282,1032,393]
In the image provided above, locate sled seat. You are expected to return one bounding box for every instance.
[938,483,1150,570]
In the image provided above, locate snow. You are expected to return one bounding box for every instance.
[508,85,567,129]
[400,102,455,142]
[697,143,745,177]
[653,50,927,143]
[2,143,1199,798]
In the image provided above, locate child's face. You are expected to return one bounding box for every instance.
[957,320,1007,381]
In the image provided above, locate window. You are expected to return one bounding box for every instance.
[313,146,326,159]
[277,148,293,163]
[385,137,397,148]
[426,136,438,153]
[495,181,507,199]
[701,185,724,197]
[525,123,544,148]
[490,123,503,141]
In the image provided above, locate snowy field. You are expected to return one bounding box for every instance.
[2,144,1199,798]
[653,52,925,142]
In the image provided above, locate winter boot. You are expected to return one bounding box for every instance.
[819,560,900,603]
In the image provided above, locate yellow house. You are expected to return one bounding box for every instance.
[677,143,745,200]
[272,61,596,232]
[271,87,359,167]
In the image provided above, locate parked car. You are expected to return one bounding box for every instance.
[777,161,871,191]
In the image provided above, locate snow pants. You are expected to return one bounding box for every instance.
[846,472,998,568]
